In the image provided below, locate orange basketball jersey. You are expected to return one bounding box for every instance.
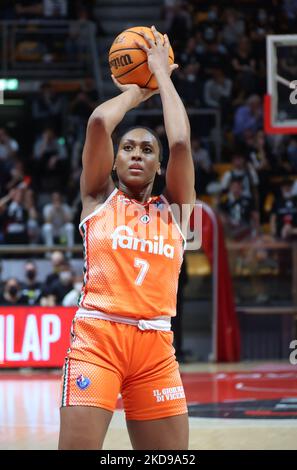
[78,188,186,319]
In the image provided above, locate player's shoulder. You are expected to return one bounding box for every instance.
[80,179,117,223]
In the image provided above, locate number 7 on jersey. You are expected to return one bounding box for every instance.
[134,258,150,286]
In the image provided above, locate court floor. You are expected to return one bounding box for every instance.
[1,361,297,450]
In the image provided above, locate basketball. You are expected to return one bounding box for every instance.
[109,26,174,90]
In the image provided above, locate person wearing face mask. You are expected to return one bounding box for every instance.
[270,179,297,240]
[46,263,74,305]
[0,278,29,305]
[21,260,42,305]
[62,276,83,307]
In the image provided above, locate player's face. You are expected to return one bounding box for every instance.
[116,128,160,186]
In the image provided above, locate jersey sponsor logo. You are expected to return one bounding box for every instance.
[140,214,150,224]
[111,225,175,258]
[76,374,91,390]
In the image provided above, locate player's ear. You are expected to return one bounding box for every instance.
[157,165,161,175]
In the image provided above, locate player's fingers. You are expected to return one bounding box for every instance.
[111,74,123,88]
[164,33,171,49]
[134,40,149,54]
[151,25,162,45]
[169,64,179,76]
[142,31,155,48]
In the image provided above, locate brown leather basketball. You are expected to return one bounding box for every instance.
[109,26,174,90]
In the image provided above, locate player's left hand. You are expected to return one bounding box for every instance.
[134,26,179,77]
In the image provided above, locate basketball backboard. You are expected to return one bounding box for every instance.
[265,35,297,134]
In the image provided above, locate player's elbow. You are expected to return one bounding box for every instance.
[169,139,190,153]
[87,113,110,137]
[87,112,107,130]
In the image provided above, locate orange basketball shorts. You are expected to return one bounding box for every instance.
[60,316,188,421]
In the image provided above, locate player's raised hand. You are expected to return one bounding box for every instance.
[134,26,179,77]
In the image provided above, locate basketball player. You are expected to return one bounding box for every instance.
[58,26,196,450]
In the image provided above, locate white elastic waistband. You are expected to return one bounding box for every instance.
[75,308,171,332]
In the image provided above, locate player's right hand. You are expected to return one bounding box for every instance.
[111,74,159,103]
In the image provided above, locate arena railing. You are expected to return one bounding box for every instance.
[0,20,103,98]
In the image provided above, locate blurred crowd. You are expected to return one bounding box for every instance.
[162,0,297,243]
[1,0,297,260]
[0,251,83,306]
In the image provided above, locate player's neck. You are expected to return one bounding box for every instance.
[118,183,153,203]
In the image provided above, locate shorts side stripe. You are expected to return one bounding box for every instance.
[62,358,70,406]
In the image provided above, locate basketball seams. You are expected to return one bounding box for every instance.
[114,59,148,79]
[144,73,153,88]
[109,47,143,56]
[125,29,153,40]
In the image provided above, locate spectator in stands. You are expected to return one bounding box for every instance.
[248,129,274,219]
[0,278,29,305]
[221,8,245,51]
[167,1,192,47]
[177,37,200,68]
[286,137,297,173]
[4,188,29,244]
[43,250,65,289]
[5,159,25,192]
[45,261,74,304]
[33,127,67,161]
[270,178,297,240]
[0,127,19,170]
[191,137,216,194]
[203,66,232,119]
[42,192,74,255]
[174,63,202,106]
[231,36,258,96]
[283,0,297,31]
[32,127,68,195]
[65,5,97,62]
[198,29,228,77]
[21,260,42,305]
[32,82,64,134]
[250,9,273,62]
[221,150,259,203]
[24,188,40,244]
[62,274,83,306]
[69,82,97,144]
[219,176,259,240]
[233,95,263,140]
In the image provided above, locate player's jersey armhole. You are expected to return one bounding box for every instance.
[160,194,187,249]
[79,187,118,234]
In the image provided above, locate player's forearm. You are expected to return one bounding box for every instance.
[88,89,139,134]
[155,69,190,147]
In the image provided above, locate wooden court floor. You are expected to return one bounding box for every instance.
[1,362,297,450]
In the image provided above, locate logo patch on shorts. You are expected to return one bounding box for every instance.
[153,386,185,402]
[76,374,91,390]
